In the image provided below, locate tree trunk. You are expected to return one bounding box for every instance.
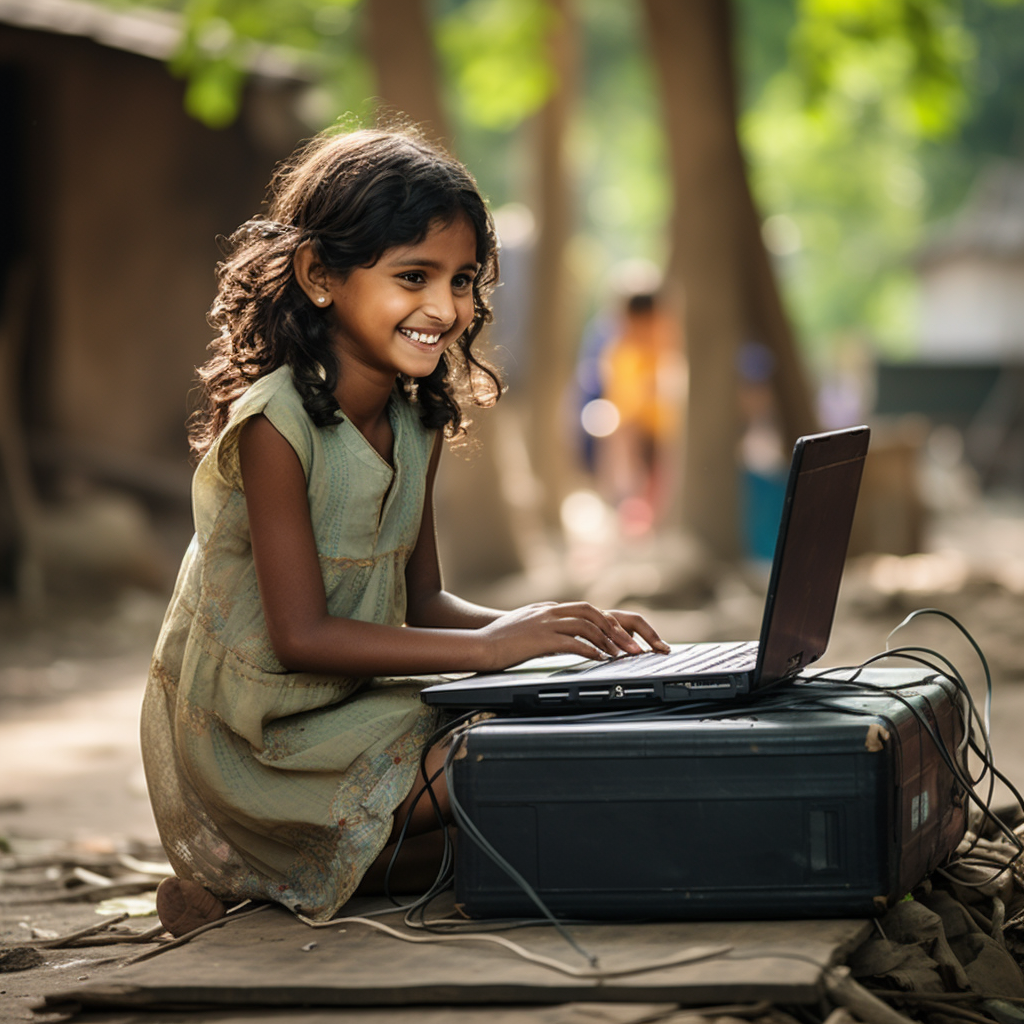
[641,0,818,558]
[641,0,745,559]
[740,186,820,447]
[364,0,524,591]
[364,0,449,146]
[523,0,579,528]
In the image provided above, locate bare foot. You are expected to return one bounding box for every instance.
[156,877,227,937]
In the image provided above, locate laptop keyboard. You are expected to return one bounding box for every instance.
[576,641,758,678]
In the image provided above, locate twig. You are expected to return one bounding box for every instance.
[2,913,145,950]
[825,967,918,1024]
[117,853,172,876]
[57,923,169,948]
[911,999,1001,1024]
[120,904,270,966]
[7,913,128,949]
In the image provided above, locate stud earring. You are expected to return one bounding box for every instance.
[317,296,327,305]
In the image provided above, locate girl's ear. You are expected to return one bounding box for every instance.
[294,241,333,308]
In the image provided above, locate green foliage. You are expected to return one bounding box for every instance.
[176,53,246,128]
[436,0,555,131]
[134,0,365,128]
[737,0,977,359]
[922,0,1024,219]
[574,0,669,282]
[90,0,1024,364]
[791,0,972,139]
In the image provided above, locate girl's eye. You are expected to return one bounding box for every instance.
[452,274,475,291]
[399,272,425,285]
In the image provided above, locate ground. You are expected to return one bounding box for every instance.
[2,489,1024,1020]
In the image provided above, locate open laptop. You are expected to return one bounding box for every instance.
[421,424,870,712]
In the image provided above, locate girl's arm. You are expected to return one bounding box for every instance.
[404,436,669,655]
[402,434,506,630]
[240,415,666,676]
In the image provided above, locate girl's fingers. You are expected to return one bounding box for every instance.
[610,611,671,653]
[585,606,643,653]
[565,636,612,661]
[549,603,641,656]
[554,603,669,655]
[558,616,620,657]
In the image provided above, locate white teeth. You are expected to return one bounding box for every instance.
[403,329,441,345]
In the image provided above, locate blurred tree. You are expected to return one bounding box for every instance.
[920,0,1024,217]
[641,0,818,558]
[96,0,1016,562]
[364,0,447,143]
[361,0,527,589]
[521,0,579,527]
[165,0,366,128]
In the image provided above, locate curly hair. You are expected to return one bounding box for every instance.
[188,126,503,459]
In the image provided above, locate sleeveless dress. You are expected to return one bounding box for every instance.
[140,366,439,921]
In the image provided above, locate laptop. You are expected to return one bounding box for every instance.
[421,424,870,712]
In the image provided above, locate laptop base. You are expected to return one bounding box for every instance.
[451,668,967,920]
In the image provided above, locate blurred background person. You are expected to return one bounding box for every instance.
[594,288,685,536]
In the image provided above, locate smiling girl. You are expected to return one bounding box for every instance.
[140,126,667,936]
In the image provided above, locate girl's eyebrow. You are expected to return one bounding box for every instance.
[386,255,480,273]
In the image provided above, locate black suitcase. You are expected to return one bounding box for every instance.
[451,668,968,919]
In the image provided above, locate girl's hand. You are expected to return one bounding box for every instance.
[477,601,670,671]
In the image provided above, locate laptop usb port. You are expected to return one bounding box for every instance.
[621,686,655,698]
[537,690,570,701]
[578,688,609,699]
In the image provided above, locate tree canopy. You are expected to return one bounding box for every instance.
[109,0,1024,365]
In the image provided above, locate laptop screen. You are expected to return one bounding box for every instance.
[755,426,869,684]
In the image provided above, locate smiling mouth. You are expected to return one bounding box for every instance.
[400,328,444,346]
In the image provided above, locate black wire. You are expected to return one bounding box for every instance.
[389,606,1021,947]
[442,731,600,966]
[381,709,478,906]
[888,607,994,716]
[790,663,1013,847]
[780,643,1024,879]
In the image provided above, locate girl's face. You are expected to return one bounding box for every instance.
[321,214,480,385]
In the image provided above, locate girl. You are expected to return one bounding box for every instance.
[141,126,668,937]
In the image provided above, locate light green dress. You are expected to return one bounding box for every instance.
[140,366,439,921]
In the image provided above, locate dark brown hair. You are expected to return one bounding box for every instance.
[188,126,502,458]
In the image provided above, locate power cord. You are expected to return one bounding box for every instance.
[307,608,1022,970]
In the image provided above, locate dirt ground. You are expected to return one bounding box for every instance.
[2,483,1024,1020]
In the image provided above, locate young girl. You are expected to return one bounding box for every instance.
[141,126,668,937]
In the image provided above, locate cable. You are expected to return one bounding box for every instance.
[358,607,1021,963]
[785,629,1024,886]
[797,661,1020,859]
[442,730,602,966]
[380,709,480,907]
[296,908,734,979]
[887,607,993,736]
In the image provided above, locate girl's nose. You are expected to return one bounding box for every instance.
[423,286,458,326]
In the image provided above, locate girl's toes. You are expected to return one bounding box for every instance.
[156,877,227,937]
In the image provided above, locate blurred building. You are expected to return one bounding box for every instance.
[0,0,310,596]
[917,162,1024,364]
[876,161,1024,490]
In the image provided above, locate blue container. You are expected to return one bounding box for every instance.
[743,467,787,561]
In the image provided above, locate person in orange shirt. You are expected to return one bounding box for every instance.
[599,291,685,534]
